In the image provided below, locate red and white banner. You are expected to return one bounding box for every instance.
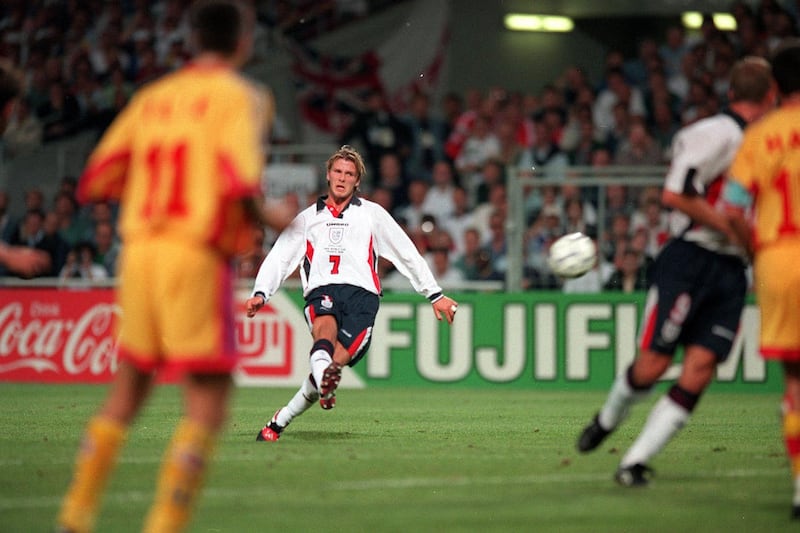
[0,287,365,388]
[291,0,450,139]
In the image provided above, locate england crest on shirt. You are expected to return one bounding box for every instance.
[329,226,344,244]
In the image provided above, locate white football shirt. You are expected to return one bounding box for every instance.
[252,195,443,301]
[663,110,748,258]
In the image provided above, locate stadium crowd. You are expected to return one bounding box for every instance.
[0,0,798,289]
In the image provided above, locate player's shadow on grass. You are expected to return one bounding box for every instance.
[289,430,355,441]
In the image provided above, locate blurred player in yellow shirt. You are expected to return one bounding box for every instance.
[55,2,290,532]
[725,40,800,519]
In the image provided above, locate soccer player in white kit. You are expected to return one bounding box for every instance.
[245,145,458,440]
[576,57,776,486]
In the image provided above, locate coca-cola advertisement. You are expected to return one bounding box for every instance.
[0,288,118,383]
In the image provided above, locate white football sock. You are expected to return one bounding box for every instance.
[620,395,689,468]
[275,376,318,428]
[793,477,800,506]
[598,372,649,431]
[309,349,333,392]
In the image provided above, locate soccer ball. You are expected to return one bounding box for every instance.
[547,232,597,279]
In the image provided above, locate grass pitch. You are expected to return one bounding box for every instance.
[0,384,794,532]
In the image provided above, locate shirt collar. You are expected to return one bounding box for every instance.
[316,195,362,217]
[722,108,747,130]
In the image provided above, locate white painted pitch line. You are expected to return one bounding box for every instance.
[0,469,786,511]
[333,469,786,490]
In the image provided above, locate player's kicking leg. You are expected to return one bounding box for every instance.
[256,374,319,441]
[577,364,654,452]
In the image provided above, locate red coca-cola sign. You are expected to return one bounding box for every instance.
[0,288,118,382]
[0,288,303,384]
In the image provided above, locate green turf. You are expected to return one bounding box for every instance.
[0,384,795,532]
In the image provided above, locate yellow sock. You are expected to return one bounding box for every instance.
[142,418,216,533]
[785,410,800,478]
[57,416,127,533]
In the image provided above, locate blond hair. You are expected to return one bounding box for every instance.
[327,145,367,182]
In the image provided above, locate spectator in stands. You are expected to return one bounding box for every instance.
[562,182,598,224]
[455,114,500,190]
[421,160,457,220]
[667,50,700,102]
[498,93,535,148]
[439,91,464,144]
[440,185,475,261]
[481,209,509,278]
[537,84,569,130]
[453,227,483,280]
[473,182,506,244]
[643,69,681,122]
[375,151,409,209]
[606,100,633,155]
[593,66,647,139]
[562,105,603,165]
[557,65,593,108]
[133,45,167,86]
[2,97,43,158]
[525,204,564,288]
[8,208,45,248]
[613,120,664,166]
[42,210,70,275]
[92,65,135,132]
[395,179,429,232]
[70,57,102,129]
[516,117,569,179]
[59,240,109,282]
[52,190,90,247]
[473,248,504,283]
[84,199,117,237]
[368,186,395,214]
[630,194,670,261]
[681,77,718,125]
[494,110,527,168]
[649,99,680,157]
[444,87,485,160]
[603,245,648,292]
[429,246,464,289]
[20,187,46,215]
[89,28,130,80]
[37,82,81,142]
[563,197,595,238]
[624,37,660,89]
[402,92,446,182]
[474,158,505,206]
[601,211,632,263]
[91,220,120,277]
[603,181,636,229]
[659,24,689,78]
[733,10,763,57]
[340,88,412,182]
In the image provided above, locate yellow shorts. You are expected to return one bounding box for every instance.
[754,240,800,361]
[116,239,238,373]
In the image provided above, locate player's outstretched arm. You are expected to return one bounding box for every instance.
[432,294,459,325]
